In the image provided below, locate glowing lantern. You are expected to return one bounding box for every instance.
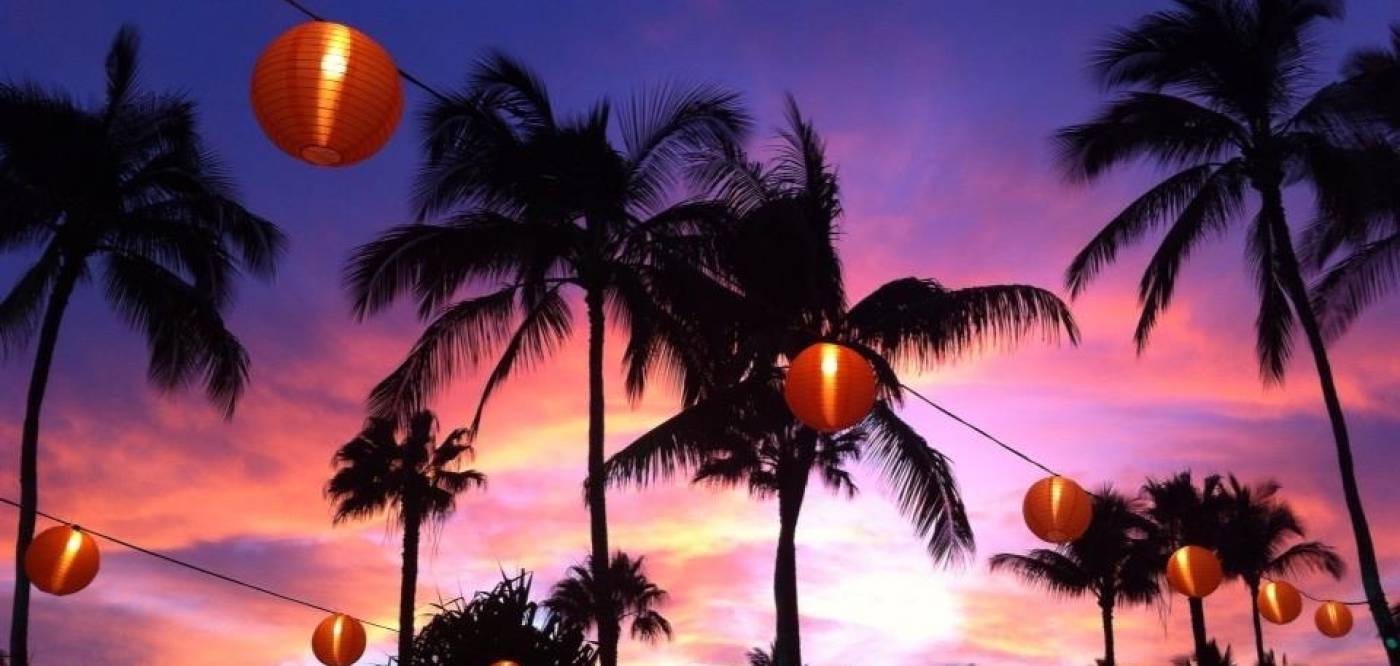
[783,342,878,432]
[1021,475,1093,544]
[312,613,367,666]
[251,21,403,166]
[1257,580,1303,625]
[1165,545,1223,598]
[490,662,521,666]
[24,525,100,596]
[1315,601,1354,638]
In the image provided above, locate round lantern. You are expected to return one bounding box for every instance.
[1165,545,1223,598]
[1022,475,1093,544]
[1315,601,1354,638]
[251,21,404,166]
[24,525,100,596]
[490,662,522,666]
[1257,580,1303,625]
[783,342,878,432]
[312,613,367,666]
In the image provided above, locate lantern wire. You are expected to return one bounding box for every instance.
[0,496,398,633]
[277,0,452,103]
[1263,576,1370,606]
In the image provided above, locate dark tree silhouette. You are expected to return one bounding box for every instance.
[1142,472,1228,662]
[545,551,673,646]
[327,411,486,666]
[605,98,1079,666]
[344,53,748,666]
[1216,475,1343,666]
[1059,2,1400,658]
[1171,640,1238,666]
[990,488,1161,666]
[412,571,597,666]
[0,26,283,662]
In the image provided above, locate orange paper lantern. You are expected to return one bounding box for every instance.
[490,662,522,666]
[1258,580,1303,625]
[1022,475,1093,544]
[24,525,100,596]
[1166,545,1223,598]
[1315,601,1354,638]
[783,342,878,432]
[312,613,367,666]
[251,21,403,166]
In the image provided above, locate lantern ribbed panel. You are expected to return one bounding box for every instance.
[1022,475,1093,544]
[251,21,403,166]
[24,526,100,596]
[1165,545,1223,598]
[1315,601,1354,638]
[1258,580,1303,625]
[783,343,878,432]
[312,613,367,666]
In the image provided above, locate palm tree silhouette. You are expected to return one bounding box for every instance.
[544,551,673,646]
[411,571,597,666]
[1141,472,1227,662]
[605,98,1079,665]
[0,26,283,661]
[990,487,1161,666]
[327,411,486,666]
[344,53,747,666]
[1216,475,1343,665]
[1058,2,1400,658]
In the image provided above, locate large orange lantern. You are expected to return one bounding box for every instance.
[1315,601,1354,638]
[24,525,100,596]
[251,21,403,166]
[1022,475,1093,544]
[312,613,367,666]
[1165,545,1223,598]
[1257,580,1303,625]
[783,342,878,432]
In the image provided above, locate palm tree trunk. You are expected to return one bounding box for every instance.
[399,497,421,666]
[1099,596,1115,666]
[773,450,810,666]
[9,266,78,665]
[585,285,619,666]
[1188,597,1208,664]
[1260,186,1400,665]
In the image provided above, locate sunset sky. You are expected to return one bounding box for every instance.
[2,1,1399,664]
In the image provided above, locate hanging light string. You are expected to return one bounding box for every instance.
[897,382,1382,608]
[0,496,398,633]
[277,0,452,103]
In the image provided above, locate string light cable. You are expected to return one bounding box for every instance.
[278,0,451,103]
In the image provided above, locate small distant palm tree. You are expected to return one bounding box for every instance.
[745,644,775,666]
[412,571,596,666]
[0,26,283,662]
[1216,475,1343,666]
[990,488,1161,666]
[1142,472,1227,663]
[1171,640,1237,666]
[545,552,673,646]
[327,411,486,666]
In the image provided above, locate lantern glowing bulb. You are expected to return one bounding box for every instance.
[1315,601,1354,638]
[1165,545,1223,598]
[1257,580,1303,625]
[312,613,367,666]
[490,661,522,666]
[24,525,100,596]
[251,21,403,167]
[1022,475,1093,544]
[783,342,878,432]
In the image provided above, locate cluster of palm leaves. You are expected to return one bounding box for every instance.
[993,472,1341,666]
[410,571,596,666]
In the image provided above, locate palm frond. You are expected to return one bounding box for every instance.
[0,245,61,357]
[1310,232,1400,340]
[989,550,1093,598]
[1247,212,1297,382]
[622,83,750,213]
[467,285,572,433]
[1055,93,1242,182]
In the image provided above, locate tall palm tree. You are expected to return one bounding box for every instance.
[1216,475,1344,666]
[0,26,283,662]
[1142,472,1227,663]
[544,551,673,646]
[344,53,748,666]
[605,99,1079,666]
[327,410,486,666]
[990,488,1161,666]
[1058,2,1400,659]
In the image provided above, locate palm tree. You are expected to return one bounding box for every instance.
[990,488,1161,666]
[1058,2,1400,659]
[1142,472,1227,663]
[412,571,597,666]
[327,411,486,666]
[544,551,673,646]
[344,53,747,666]
[0,26,283,662]
[1216,475,1344,666]
[1171,640,1238,666]
[605,99,1079,666]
